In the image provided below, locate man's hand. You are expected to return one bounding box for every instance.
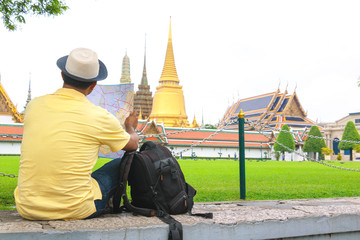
[122,111,140,151]
[124,111,138,132]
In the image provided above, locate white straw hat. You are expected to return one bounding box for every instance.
[56,48,107,82]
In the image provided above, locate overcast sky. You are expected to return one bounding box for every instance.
[0,0,360,124]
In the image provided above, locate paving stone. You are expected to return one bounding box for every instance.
[1,197,360,234]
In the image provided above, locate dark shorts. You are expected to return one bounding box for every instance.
[86,157,122,219]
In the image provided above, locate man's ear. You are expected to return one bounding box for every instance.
[87,81,97,95]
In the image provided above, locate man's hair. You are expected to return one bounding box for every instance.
[62,73,93,90]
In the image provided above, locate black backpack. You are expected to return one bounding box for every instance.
[113,141,212,240]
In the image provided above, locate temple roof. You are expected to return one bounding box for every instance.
[220,88,316,131]
[0,123,23,142]
[137,120,273,149]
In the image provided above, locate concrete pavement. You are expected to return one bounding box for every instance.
[1,197,360,239]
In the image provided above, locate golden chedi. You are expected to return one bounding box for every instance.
[149,19,190,128]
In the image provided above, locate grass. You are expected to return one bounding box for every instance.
[1,156,360,210]
[180,159,360,201]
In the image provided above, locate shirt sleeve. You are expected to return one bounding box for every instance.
[97,109,130,152]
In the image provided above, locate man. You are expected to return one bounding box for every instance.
[14,48,140,220]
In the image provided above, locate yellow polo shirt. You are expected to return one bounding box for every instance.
[14,88,130,220]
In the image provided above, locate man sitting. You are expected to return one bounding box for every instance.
[14,48,140,220]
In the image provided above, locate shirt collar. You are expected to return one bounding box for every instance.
[53,88,87,100]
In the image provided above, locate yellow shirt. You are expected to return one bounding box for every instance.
[14,88,130,220]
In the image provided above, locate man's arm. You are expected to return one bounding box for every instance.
[122,111,140,151]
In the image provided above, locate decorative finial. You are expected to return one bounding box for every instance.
[145,33,147,53]
[238,109,245,118]
[202,108,204,126]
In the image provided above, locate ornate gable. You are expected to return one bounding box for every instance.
[138,120,167,143]
[0,82,23,123]
[283,92,306,117]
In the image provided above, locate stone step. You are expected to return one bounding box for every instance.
[1,197,360,239]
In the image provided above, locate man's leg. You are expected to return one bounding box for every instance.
[87,157,122,218]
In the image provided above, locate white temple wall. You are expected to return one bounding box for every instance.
[0,115,15,123]
[0,142,21,155]
[169,145,271,159]
[269,146,305,161]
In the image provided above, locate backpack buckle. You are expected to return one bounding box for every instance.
[156,210,165,217]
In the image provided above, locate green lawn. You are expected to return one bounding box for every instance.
[181,160,360,201]
[1,156,360,210]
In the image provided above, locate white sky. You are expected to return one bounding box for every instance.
[0,0,360,124]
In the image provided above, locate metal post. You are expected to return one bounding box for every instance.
[191,142,193,159]
[238,109,246,200]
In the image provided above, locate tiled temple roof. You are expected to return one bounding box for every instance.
[0,123,23,142]
[137,120,273,149]
[220,89,318,131]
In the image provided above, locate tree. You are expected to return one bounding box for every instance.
[338,121,360,161]
[303,125,326,160]
[354,144,360,153]
[0,0,68,31]
[204,124,217,129]
[321,147,333,156]
[273,124,295,159]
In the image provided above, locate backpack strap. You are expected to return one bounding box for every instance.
[122,191,157,217]
[157,212,183,240]
[113,151,135,213]
[186,183,213,219]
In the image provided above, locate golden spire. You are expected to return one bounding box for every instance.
[159,17,179,84]
[192,115,199,128]
[149,17,190,128]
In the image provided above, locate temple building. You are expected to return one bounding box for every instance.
[134,43,153,119]
[149,19,191,128]
[137,119,274,159]
[323,112,360,160]
[0,76,23,123]
[0,75,24,154]
[219,88,317,131]
[120,52,131,84]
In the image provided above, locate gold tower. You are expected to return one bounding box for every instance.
[149,18,190,127]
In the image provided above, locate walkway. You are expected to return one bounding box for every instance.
[1,197,360,239]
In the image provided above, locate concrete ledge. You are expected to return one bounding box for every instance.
[1,197,360,239]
